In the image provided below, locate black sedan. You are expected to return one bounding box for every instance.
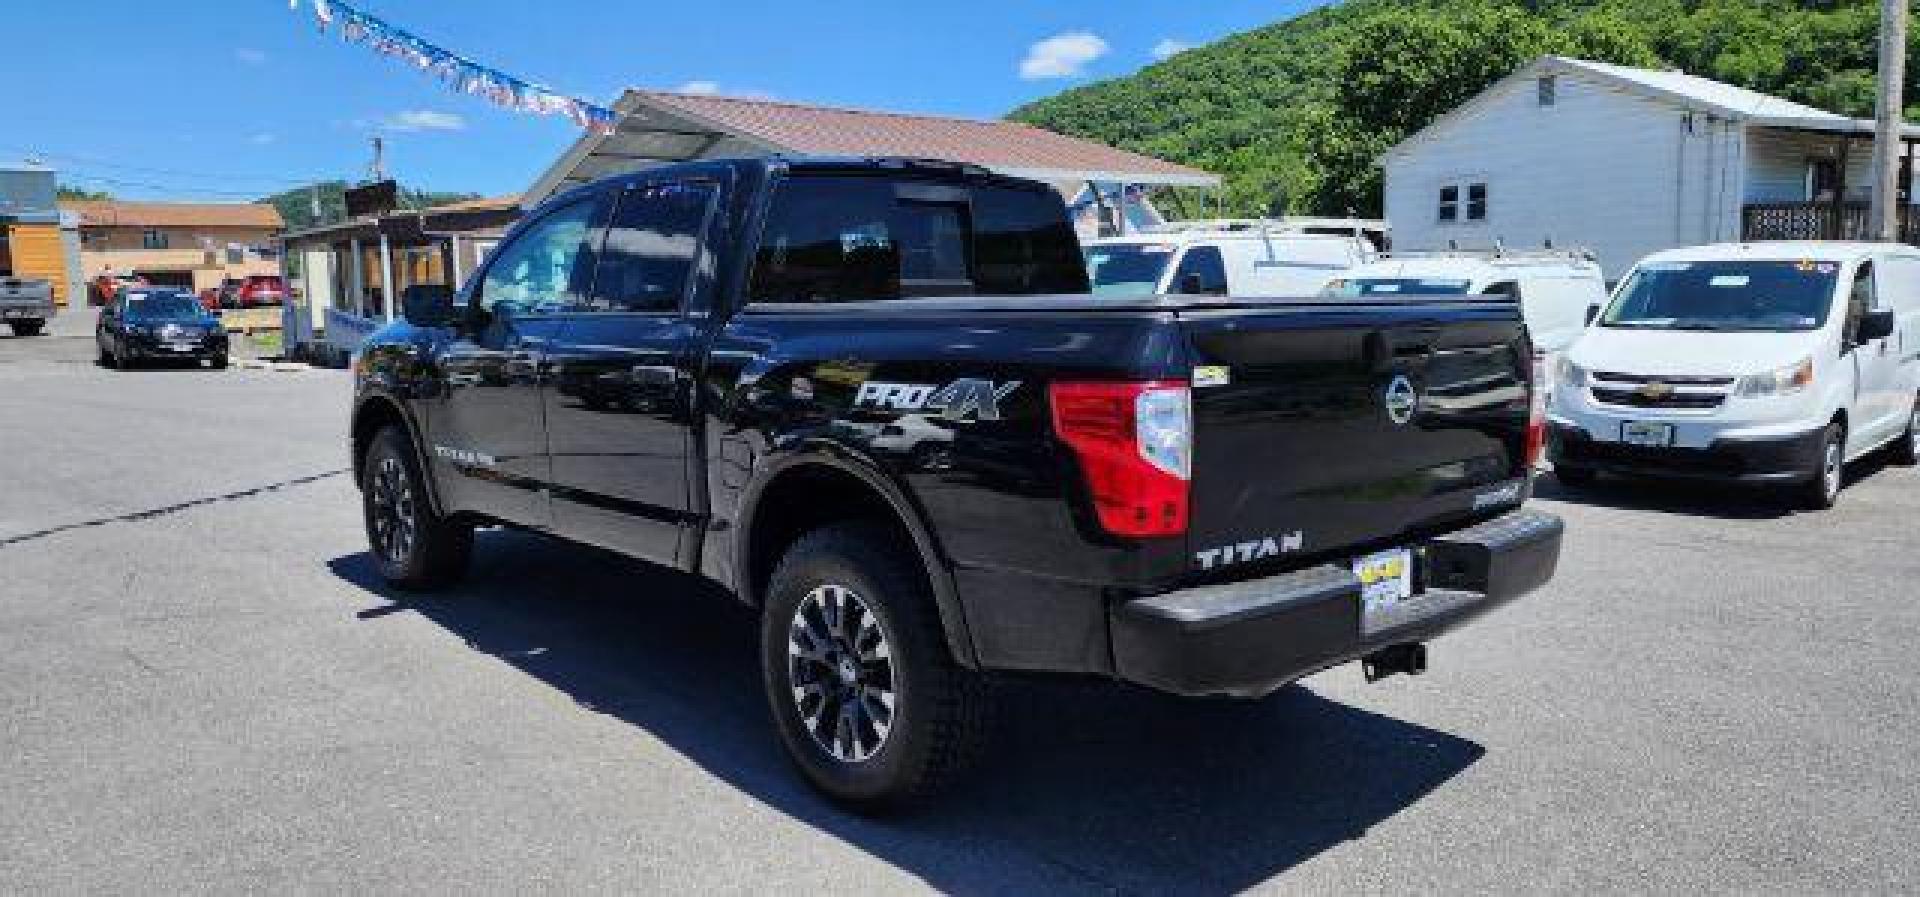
[97,288,230,369]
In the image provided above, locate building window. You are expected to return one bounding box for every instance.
[1439,183,1488,223]
[1538,75,1556,107]
[1807,158,1841,201]
[141,229,168,250]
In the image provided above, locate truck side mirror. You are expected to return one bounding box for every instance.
[1178,272,1205,295]
[1856,308,1896,342]
[1584,305,1600,326]
[402,287,457,327]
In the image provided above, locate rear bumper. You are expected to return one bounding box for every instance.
[1551,422,1824,483]
[1109,509,1564,698]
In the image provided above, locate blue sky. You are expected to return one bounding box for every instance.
[2,0,1323,201]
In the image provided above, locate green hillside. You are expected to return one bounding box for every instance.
[1010,0,1899,218]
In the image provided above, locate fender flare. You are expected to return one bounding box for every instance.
[351,390,451,519]
[734,445,979,670]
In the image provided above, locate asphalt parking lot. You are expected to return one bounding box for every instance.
[3,310,1917,893]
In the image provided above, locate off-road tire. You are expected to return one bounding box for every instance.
[761,521,989,812]
[361,426,472,590]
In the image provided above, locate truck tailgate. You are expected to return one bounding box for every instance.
[1179,300,1531,571]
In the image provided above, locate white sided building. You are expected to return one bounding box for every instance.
[1382,56,1920,279]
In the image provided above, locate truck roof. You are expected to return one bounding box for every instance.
[1636,241,1920,266]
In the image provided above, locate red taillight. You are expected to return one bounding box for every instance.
[1049,381,1191,538]
[1524,353,1548,468]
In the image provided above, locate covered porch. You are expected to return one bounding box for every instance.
[1740,120,1920,243]
[277,196,518,363]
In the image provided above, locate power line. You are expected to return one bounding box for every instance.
[3,144,323,188]
[57,171,284,200]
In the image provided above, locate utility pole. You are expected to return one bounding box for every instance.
[1869,0,1908,242]
[368,136,386,183]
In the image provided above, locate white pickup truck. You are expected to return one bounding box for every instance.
[0,277,53,336]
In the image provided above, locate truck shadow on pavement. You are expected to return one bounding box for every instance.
[1535,453,1900,520]
[329,532,1483,893]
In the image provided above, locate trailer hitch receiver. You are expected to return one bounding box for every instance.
[1363,643,1427,683]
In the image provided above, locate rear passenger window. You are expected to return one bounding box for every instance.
[748,175,1087,303]
[585,182,716,313]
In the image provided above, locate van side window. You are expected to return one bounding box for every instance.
[585,182,716,313]
[1171,246,1229,295]
[475,198,600,316]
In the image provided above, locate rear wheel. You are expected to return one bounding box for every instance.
[1891,395,1919,466]
[1794,424,1846,511]
[361,426,472,590]
[9,319,44,336]
[210,354,229,370]
[761,522,988,811]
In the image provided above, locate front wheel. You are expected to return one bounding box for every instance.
[761,522,988,811]
[210,354,229,370]
[361,426,472,589]
[1794,424,1846,511]
[9,319,44,336]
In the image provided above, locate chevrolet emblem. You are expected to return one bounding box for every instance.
[1638,381,1675,400]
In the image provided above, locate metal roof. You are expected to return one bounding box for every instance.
[524,89,1219,207]
[1391,56,1920,159]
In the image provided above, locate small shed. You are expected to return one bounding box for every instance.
[0,163,73,308]
[523,89,1218,236]
[278,195,520,362]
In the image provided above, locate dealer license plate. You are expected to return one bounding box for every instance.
[1622,421,1675,447]
[1354,547,1415,628]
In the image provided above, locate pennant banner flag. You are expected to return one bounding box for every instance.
[292,0,617,134]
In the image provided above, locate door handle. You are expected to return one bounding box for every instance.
[631,364,677,386]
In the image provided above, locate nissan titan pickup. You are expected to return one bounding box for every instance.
[350,157,1565,809]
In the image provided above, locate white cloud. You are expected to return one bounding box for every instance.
[235,47,268,65]
[676,80,722,95]
[1150,39,1193,61]
[248,133,277,146]
[1019,31,1109,80]
[381,110,467,132]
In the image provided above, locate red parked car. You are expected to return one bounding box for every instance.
[219,275,287,308]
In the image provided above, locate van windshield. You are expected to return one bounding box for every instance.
[1323,277,1473,298]
[1604,260,1839,332]
[1084,243,1175,297]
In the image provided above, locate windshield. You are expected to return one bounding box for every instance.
[1084,244,1175,298]
[124,293,203,318]
[1604,260,1839,332]
[1323,277,1473,298]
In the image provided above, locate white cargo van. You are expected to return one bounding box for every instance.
[1321,250,1608,359]
[1083,231,1370,299]
[1550,242,1920,508]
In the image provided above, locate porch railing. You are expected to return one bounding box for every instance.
[1741,201,1920,244]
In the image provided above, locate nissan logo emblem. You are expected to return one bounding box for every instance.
[1384,375,1418,426]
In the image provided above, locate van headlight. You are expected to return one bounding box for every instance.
[1556,356,1587,388]
[1737,357,1814,397]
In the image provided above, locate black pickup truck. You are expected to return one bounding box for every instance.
[351,157,1563,808]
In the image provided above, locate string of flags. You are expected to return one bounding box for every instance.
[288,0,617,134]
